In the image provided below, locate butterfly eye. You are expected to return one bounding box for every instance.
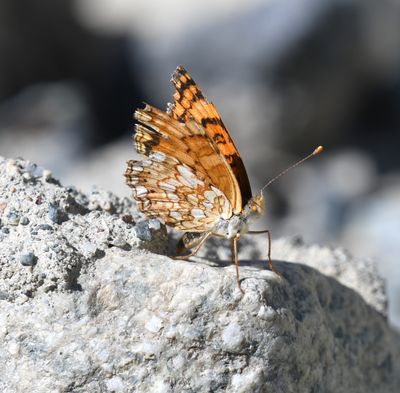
[252,205,258,212]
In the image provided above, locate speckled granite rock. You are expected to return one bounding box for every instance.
[0,157,399,393]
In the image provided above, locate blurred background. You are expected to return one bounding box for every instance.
[1,0,399,329]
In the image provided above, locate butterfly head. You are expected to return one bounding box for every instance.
[243,193,265,222]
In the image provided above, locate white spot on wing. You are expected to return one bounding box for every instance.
[203,201,214,210]
[135,185,148,197]
[204,190,216,203]
[141,199,150,209]
[159,181,176,192]
[221,198,231,219]
[191,208,206,218]
[177,175,192,188]
[127,176,139,184]
[167,193,179,202]
[142,160,152,167]
[149,152,166,162]
[170,211,182,220]
[187,194,199,205]
[167,178,181,188]
[177,165,204,188]
[211,186,224,196]
[131,165,143,172]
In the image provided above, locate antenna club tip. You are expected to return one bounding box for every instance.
[313,145,324,155]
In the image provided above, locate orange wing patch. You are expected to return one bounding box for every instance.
[168,66,252,210]
[133,104,241,214]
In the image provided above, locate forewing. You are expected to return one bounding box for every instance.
[134,104,241,214]
[168,65,252,209]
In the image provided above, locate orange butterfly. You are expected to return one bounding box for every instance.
[125,66,322,293]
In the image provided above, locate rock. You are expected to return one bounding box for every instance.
[5,210,20,226]
[0,244,399,393]
[19,252,37,267]
[0,156,399,392]
[0,157,167,301]
[47,202,68,224]
[19,216,29,225]
[133,220,153,241]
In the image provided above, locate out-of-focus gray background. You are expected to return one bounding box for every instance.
[1,0,399,329]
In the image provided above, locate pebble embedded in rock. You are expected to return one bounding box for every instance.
[6,211,20,226]
[37,224,53,231]
[20,252,38,267]
[22,172,33,181]
[5,160,19,176]
[133,221,152,241]
[24,163,47,179]
[48,203,67,224]
[42,169,52,181]
[19,217,29,226]
[121,214,133,224]
[110,236,129,249]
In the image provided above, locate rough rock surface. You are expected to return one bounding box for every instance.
[0,157,399,393]
[0,157,167,302]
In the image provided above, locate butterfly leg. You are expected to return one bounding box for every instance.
[173,231,213,260]
[231,235,244,294]
[174,230,228,260]
[247,230,281,276]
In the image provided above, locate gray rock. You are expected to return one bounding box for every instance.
[19,252,37,267]
[0,245,399,393]
[0,157,167,301]
[0,157,399,393]
[36,223,53,231]
[48,202,68,224]
[19,216,29,225]
[24,162,45,179]
[5,210,20,226]
[134,220,153,242]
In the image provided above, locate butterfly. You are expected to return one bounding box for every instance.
[125,66,322,293]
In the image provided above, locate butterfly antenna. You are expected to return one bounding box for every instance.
[261,146,324,192]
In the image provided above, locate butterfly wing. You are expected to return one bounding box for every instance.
[125,104,233,231]
[125,157,231,231]
[168,66,252,211]
[133,104,242,213]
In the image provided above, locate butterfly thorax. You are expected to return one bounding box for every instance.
[212,193,265,239]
